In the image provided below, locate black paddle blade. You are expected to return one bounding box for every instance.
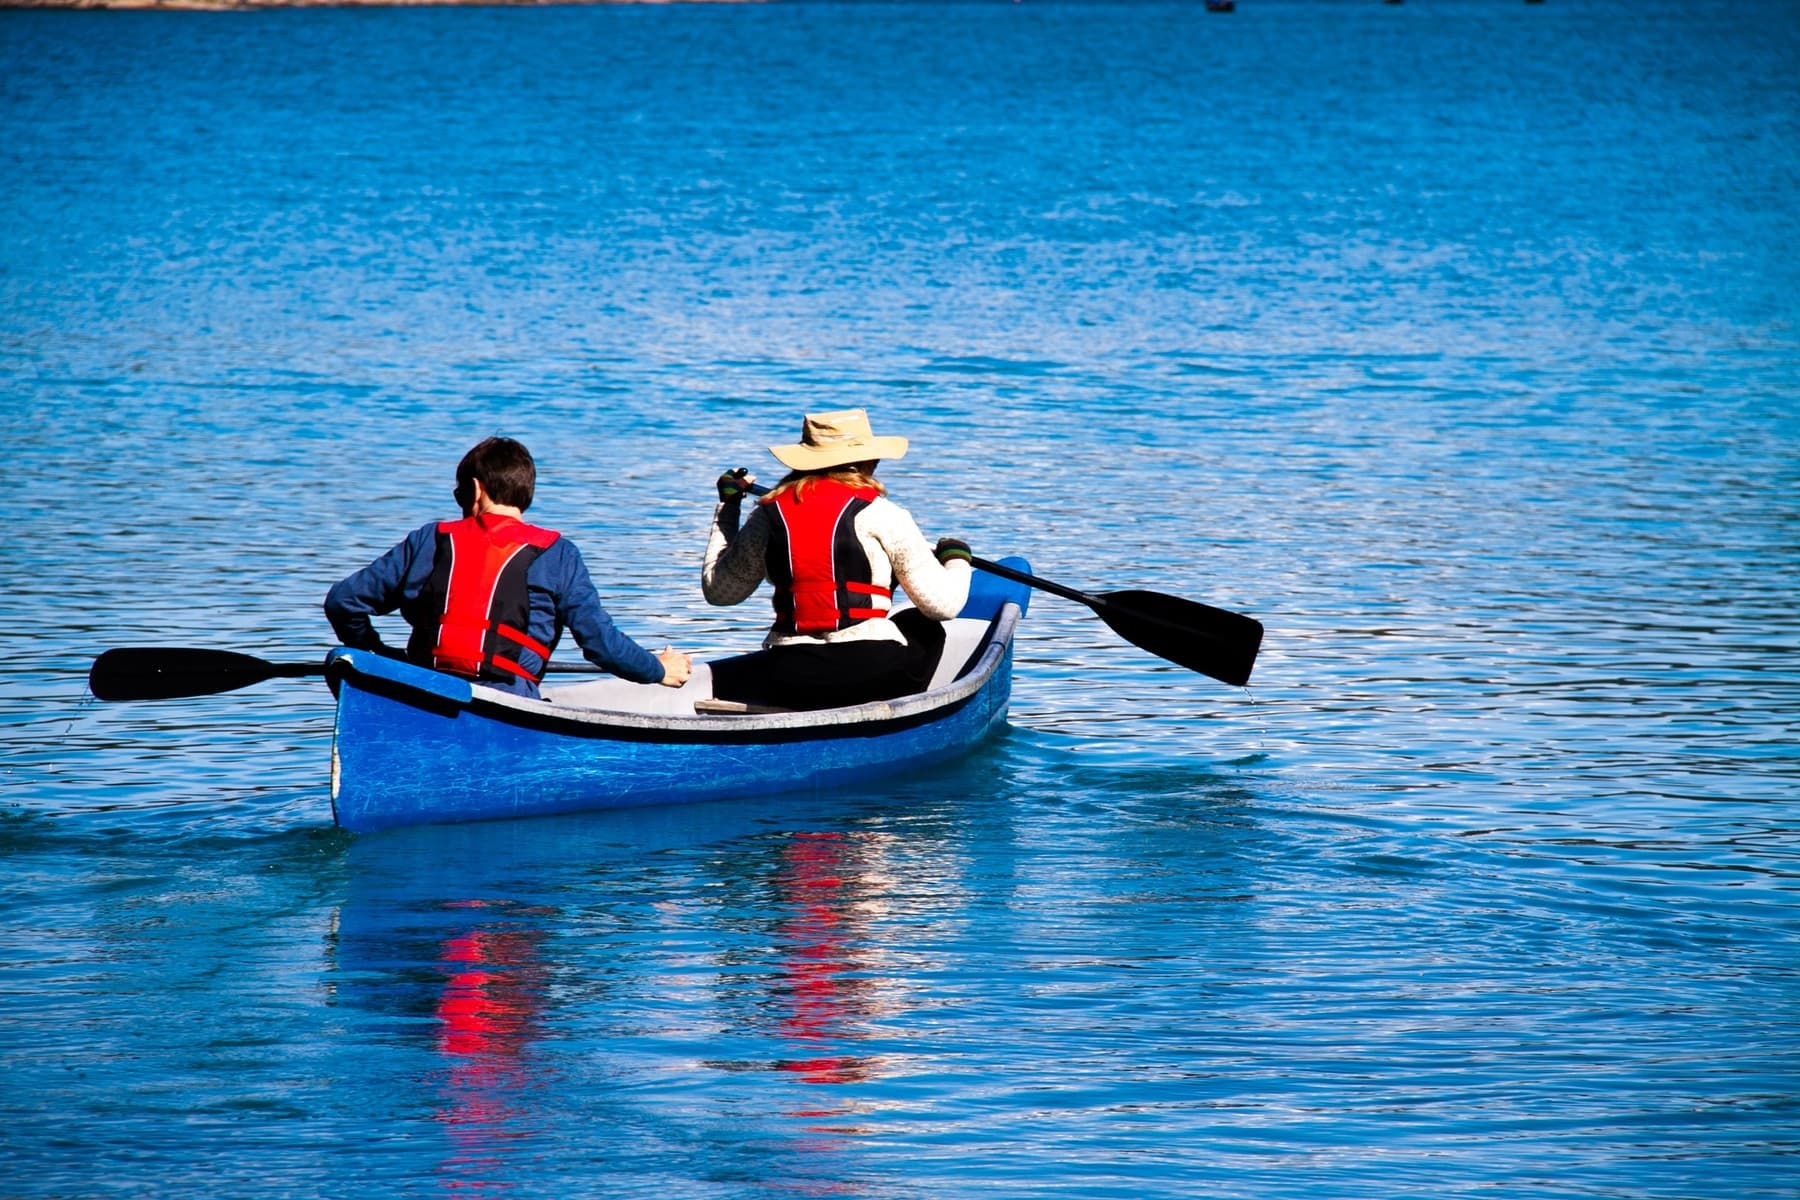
[88,647,320,702]
[1092,590,1265,687]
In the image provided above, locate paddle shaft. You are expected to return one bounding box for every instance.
[263,663,326,680]
[966,554,1099,608]
[174,660,612,675]
[207,659,611,675]
[735,477,1261,685]
[744,477,1177,613]
[741,481,1091,599]
[87,646,620,702]
[741,481,1072,595]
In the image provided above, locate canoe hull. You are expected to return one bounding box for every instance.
[328,562,1030,834]
[329,644,1013,833]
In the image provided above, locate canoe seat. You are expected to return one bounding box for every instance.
[543,662,716,716]
[927,616,995,690]
[693,698,791,716]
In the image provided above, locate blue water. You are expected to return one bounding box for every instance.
[3,1,1798,1195]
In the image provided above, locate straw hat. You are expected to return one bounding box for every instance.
[769,408,909,471]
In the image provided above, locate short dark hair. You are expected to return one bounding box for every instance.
[455,437,536,512]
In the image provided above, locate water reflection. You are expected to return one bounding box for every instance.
[322,792,985,1182]
[326,891,555,1192]
[431,902,551,1185]
[325,825,564,1195]
[770,831,883,1088]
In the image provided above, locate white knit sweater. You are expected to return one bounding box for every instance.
[702,494,972,648]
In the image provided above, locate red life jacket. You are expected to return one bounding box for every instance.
[763,479,893,635]
[421,514,560,685]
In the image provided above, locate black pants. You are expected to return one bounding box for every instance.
[710,610,948,712]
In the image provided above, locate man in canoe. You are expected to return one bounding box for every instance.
[325,436,691,697]
[702,408,973,710]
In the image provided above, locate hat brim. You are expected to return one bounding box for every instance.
[769,434,908,471]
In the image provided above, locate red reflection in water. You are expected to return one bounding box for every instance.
[436,928,544,1061]
[432,907,548,1190]
[775,832,876,1088]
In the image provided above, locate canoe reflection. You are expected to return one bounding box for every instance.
[327,798,972,1166]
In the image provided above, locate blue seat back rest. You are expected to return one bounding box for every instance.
[958,556,1032,621]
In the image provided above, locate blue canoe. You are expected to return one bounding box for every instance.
[326,558,1033,834]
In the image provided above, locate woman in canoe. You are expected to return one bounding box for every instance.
[702,408,974,711]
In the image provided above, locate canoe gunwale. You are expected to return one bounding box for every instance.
[326,603,1021,747]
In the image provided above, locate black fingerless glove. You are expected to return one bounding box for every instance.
[716,467,752,503]
[934,537,972,565]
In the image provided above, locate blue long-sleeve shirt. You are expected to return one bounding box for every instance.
[324,521,665,697]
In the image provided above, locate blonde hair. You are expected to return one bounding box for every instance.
[760,464,887,505]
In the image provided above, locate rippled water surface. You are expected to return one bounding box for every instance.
[3,1,1797,1196]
